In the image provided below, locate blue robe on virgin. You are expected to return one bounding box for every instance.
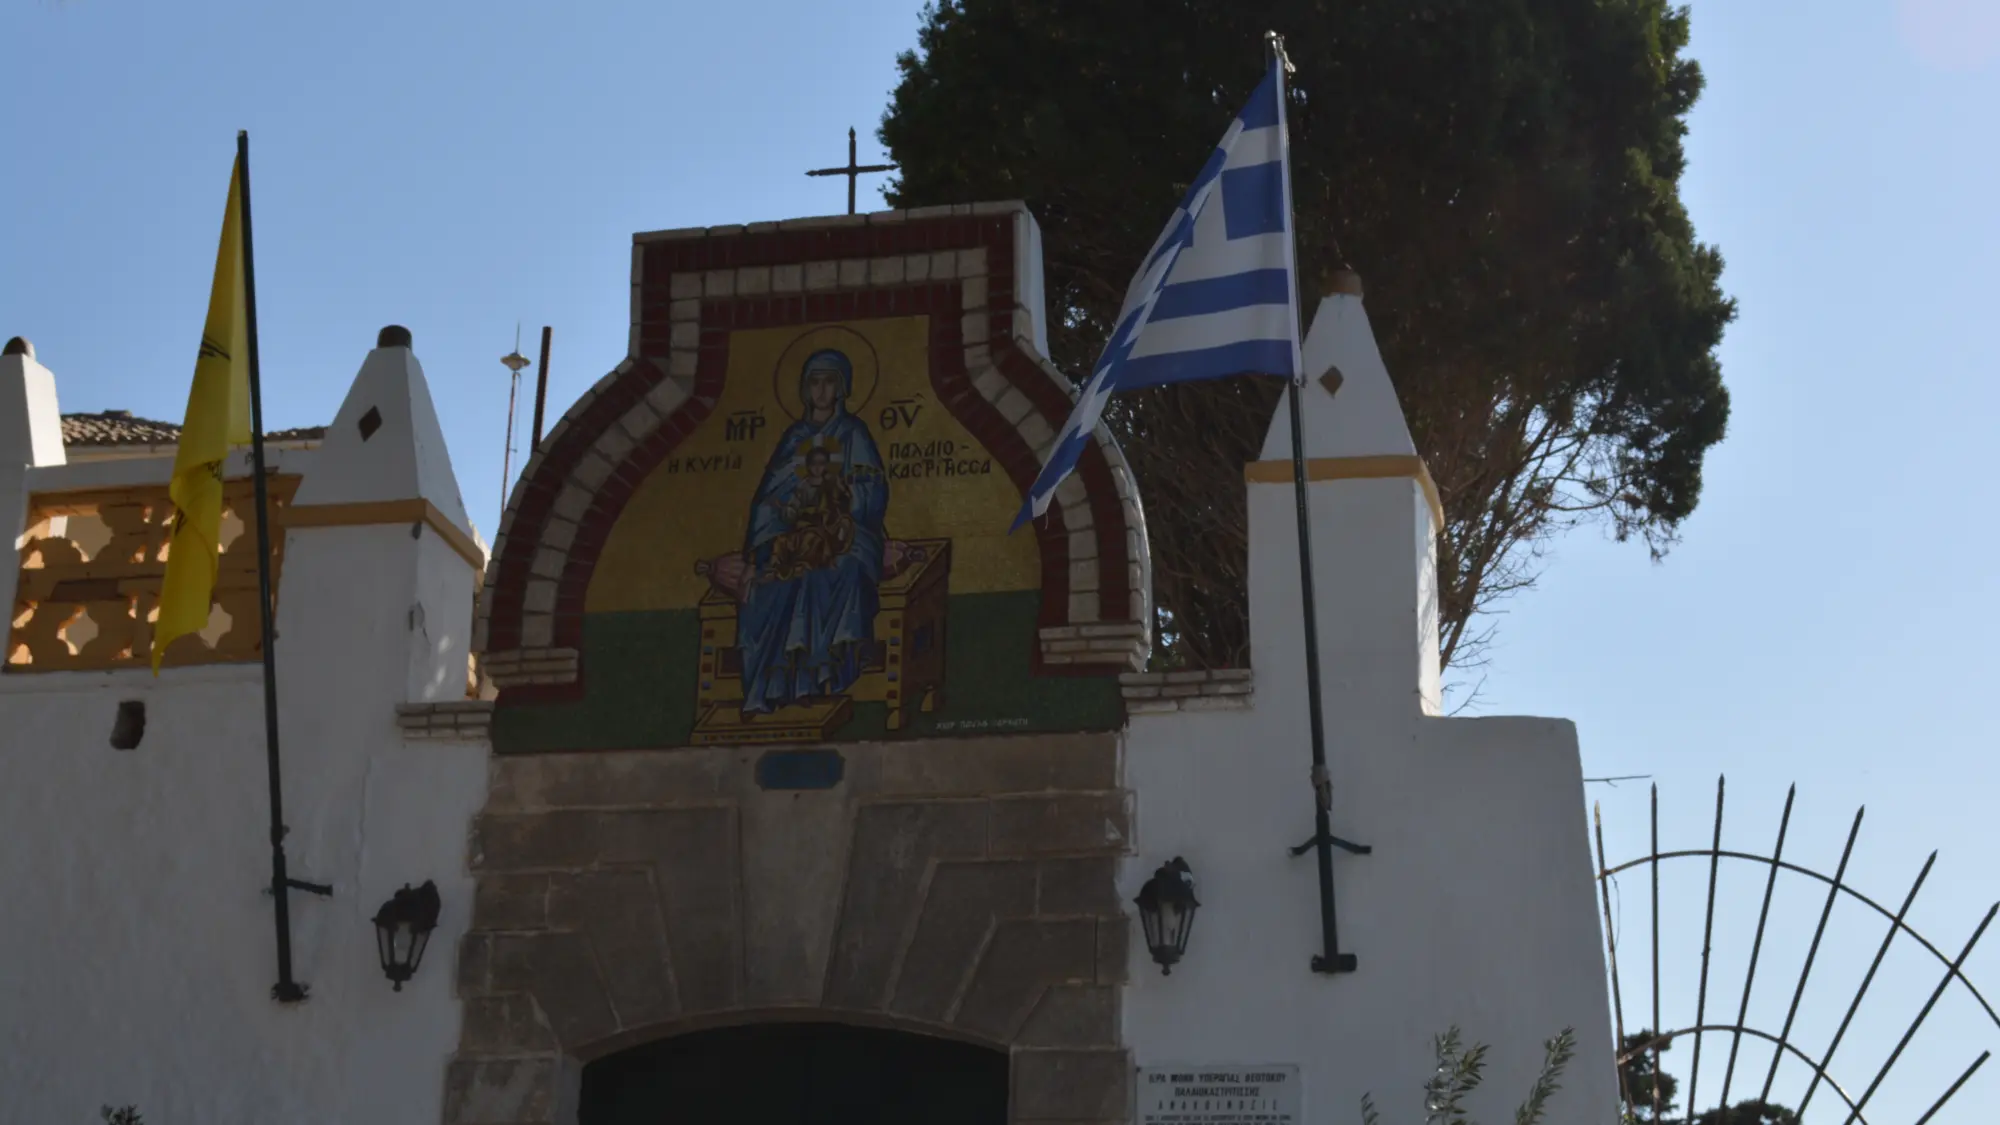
[737,350,887,715]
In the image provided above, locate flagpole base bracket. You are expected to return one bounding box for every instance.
[262,878,334,898]
[271,981,311,1004]
[1311,953,1358,974]
[1289,832,1373,857]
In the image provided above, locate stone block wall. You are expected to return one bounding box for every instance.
[446,732,1133,1125]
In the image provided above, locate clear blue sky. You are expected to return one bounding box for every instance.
[4,0,1996,1120]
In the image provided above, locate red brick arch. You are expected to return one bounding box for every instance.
[475,205,1150,697]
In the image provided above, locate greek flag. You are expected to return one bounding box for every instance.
[1014,56,1301,529]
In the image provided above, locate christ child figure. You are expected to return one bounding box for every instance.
[764,440,856,581]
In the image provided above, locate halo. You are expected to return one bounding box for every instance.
[791,436,845,477]
[773,325,880,422]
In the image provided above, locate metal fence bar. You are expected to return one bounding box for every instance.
[1911,1051,1991,1125]
[1685,776,1727,1118]
[1721,785,1794,1105]
[1621,1025,1874,1125]
[1650,784,1664,1125]
[1600,779,1998,1124]
[1594,804,1633,1114]
[1600,848,1996,1029]
[1759,806,1866,1105]
[1840,903,1998,1125]
[1797,852,1938,1117]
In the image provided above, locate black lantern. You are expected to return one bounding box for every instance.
[1134,857,1200,975]
[372,881,442,991]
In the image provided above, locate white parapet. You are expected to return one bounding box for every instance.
[1253,277,1441,716]
[284,325,484,703]
[0,337,70,470]
[0,337,70,647]
[0,328,490,1125]
[1120,275,1617,1125]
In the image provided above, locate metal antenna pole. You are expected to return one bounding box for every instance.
[500,328,530,524]
[530,326,553,452]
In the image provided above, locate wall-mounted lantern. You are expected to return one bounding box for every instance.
[1134,857,1200,975]
[371,881,442,991]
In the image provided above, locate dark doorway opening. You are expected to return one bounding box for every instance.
[578,1021,1010,1125]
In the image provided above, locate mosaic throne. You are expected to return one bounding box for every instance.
[691,537,951,745]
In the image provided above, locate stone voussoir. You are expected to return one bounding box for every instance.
[1012,1047,1132,1121]
[989,793,1133,858]
[441,1054,575,1125]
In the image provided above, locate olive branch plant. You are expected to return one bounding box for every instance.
[1362,1026,1580,1125]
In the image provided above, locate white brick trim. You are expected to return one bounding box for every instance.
[1119,668,1253,713]
[396,701,495,741]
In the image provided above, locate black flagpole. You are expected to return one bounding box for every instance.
[237,129,321,1004]
[1289,367,1358,974]
[1267,33,1367,975]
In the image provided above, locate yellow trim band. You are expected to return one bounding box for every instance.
[285,499,486,572]
[1244,454,1444,532]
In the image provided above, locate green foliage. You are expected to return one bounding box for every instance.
[1619,1031,1681,1122]
[1515,1028,1579,1125]
[1360,1026,1576,1125]
[1690,1101,1801,1125]
[1617,1031,1804,1125]
[1424,1027,1492,1124]
[882,0,1735,672]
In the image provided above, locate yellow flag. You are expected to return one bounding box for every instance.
[152,155,254,672]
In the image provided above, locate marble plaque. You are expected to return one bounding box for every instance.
[1137,1065,1300,1125]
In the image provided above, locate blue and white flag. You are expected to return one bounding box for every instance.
[1013,56,1302,529]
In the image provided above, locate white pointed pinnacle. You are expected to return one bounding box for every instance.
[291,326,472,538]
[1259,270,1418,463]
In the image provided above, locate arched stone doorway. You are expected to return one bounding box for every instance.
[445,733,1133,1124]
[578,1022,1009,1125]
[447,199,1144,1125]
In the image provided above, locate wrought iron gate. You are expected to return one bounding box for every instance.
[1595,778,1998,1124]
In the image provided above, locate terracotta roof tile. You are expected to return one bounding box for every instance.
[60,411,325,447]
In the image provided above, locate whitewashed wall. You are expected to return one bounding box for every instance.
[0,292,1615,1125]
[1119,291,1618,1125]
[0,338,488,1125]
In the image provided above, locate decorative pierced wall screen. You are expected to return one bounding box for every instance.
[8,476,299,672]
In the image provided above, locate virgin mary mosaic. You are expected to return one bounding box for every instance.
[699,346,889,716]
[513,308,1120,754]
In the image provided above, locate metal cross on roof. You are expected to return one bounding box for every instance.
[806,127,897,216]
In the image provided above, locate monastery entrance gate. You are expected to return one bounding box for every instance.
[577,1022,1008,1125]
[450,206,1148,1124]
[446,733,1136,1125]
